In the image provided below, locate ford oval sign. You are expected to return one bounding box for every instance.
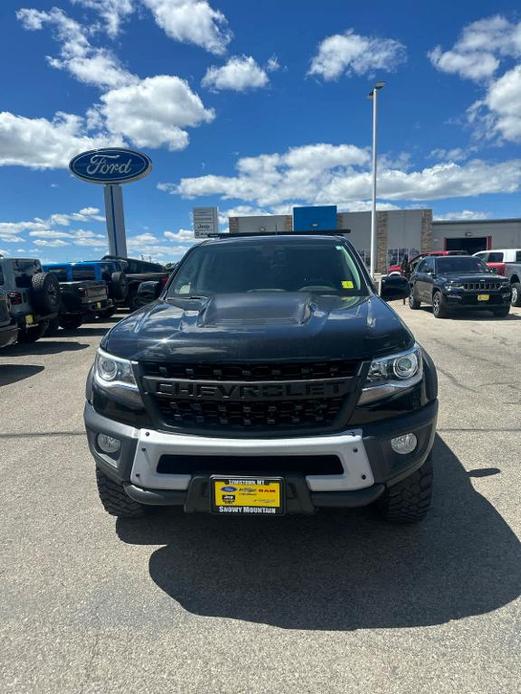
[69,147,152,185]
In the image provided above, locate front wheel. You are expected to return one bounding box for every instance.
[97,306,117,319]
[432,291,449,318]
[376,456,433,524]
[510,282,521,307]
[408,288,421,310]
[59,315,83,330]
[18,321,48,343]
[96,469,146,518]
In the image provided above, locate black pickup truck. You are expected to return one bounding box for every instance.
[57,281,113,330]
[85,234,438,524]
[43,264,114,329]
[101,255,169,310]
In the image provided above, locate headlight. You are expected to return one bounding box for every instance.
[95,349,137,389]
[360,344,423,405]
[93,348,143,409]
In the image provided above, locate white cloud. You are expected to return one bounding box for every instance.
[141,0,232,55]
[70,0,135,37]
[0,208,106,247]
[96,75,215,150]
[0,111,120,169]
[429,15,521,82]
[127,231,196,261]
[429,147,471,162]
[308,29,406,81]
[162,143,521,207]
[434,210,490,221]
[17,7,136,88]
[428,16,521,144]
[429,46,498,82]
[202,56,272,91]
[33,239,70,248]
[164,229,195,241]
[479,65,521,142]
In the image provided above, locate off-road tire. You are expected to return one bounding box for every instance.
[408,289,421,310]
[432,290,449,318]
[96,468,146,518]
[493,306,510,318]
[127,287,139,311]
[377,456,433,524]
[98,306,117,319]
[18,321,48,343]
[31,272,61,314]
[59,315,83,330]
[110,272,128,301]
[46,317,60,335]
[510,282,521,307]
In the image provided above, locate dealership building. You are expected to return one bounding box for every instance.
[226,206,521,272]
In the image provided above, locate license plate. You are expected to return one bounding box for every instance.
[25,314,34,325]
[211,476,284,515]
[477,294,490,301]
[96,302,102,309]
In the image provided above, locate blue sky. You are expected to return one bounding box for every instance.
[1,0,521,263]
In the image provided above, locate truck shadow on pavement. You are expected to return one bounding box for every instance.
[0,364,44,386]
[3,340,89,356]
[117,435,521,630]
[419,307,521,321]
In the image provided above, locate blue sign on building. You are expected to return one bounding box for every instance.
[293,205,338,231]
[69,147,152,184]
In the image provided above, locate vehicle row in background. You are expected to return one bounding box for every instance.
[0,254,171,347]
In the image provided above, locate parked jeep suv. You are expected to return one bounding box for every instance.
[85,234,437,524]
[0,257,60,342]
[409,255,511,318]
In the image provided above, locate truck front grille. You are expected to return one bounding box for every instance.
[141,360,361,435]
[462,281,503,290]
[142,360,358,381]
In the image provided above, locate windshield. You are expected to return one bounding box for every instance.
[167,240,366,297]
[436,257,488,273]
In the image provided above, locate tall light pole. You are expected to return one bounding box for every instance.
[368,81,385,277]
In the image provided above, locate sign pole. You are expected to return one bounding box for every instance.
[70,147,152,260]
[104,184,127,257]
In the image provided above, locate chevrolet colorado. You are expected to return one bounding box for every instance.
[84,234,438,524]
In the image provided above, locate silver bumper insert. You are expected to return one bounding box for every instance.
[130,428,374,492]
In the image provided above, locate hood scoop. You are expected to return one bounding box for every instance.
[199,292,312,327]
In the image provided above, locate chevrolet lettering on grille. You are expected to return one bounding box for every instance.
[155,379,351,401]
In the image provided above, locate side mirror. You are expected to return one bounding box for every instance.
[380,274,409,301]
[136,280,161,307]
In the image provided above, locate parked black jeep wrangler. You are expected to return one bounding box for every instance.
[85,234,437,524]
[0,257,60,342]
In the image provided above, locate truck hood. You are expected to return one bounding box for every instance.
[101,292,413,363]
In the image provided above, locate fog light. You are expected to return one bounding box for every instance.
[391,433,417,455]
[97,433,121,454]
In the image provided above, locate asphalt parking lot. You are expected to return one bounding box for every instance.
[1,303,520,694]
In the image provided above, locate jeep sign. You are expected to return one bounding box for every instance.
[193,207,219,238]
[69,148,152,184]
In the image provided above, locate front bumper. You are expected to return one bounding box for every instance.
[443,289,511,308]
[84,399,438,512]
